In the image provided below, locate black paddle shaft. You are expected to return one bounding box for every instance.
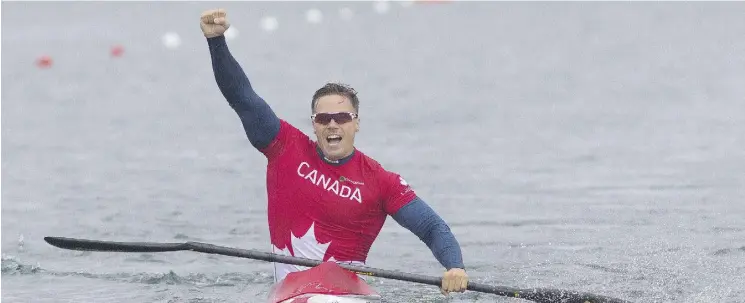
[44,237,632,303]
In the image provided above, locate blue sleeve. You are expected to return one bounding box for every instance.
[392,196,465,270]
[207,35,280,150]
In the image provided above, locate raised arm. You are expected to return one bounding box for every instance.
[201,9,280,150]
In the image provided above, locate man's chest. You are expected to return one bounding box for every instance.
[274,159,381,217]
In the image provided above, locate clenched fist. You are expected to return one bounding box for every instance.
[440,268,468,296]
[200,9,230,38]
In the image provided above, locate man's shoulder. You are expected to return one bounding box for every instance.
[277,119,305,137]
[353,150,401,176]
[353,149,417,212]
[261,119,316,158]
[278,119,317,146]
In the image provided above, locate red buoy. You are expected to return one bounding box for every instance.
[110,45,124,57]
[36,55,53,68]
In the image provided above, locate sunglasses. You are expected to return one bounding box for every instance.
[311,112,358,125]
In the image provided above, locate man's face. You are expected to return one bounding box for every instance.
[312,94,359,161]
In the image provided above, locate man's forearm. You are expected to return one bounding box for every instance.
[207,35,280,150]
[392,197,465,270]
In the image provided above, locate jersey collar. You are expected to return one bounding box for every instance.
[316,145,355,166]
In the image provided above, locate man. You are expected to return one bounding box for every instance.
[199,9,469,295]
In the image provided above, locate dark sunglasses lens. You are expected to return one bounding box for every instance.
[331,113,352,124]
[314,114,331,124]
[315,113,352,124]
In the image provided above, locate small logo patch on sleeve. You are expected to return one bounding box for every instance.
[399,176,413,195]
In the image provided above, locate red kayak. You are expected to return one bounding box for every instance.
[267,261,382,303]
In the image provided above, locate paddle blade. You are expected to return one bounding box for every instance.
[44,237,186,253]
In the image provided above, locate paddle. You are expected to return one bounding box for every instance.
[44,236,631,303]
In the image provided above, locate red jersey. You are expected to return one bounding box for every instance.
[259,120,417,282]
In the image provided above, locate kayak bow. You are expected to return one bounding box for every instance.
[268,261,381,303]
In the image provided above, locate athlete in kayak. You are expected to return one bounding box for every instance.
[200,9,469,295]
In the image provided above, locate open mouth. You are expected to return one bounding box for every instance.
[326,134,342,146]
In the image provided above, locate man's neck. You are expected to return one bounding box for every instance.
[316,146,355,166]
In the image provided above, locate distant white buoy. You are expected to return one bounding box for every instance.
[162,32,181,49]
[306,8,323,24]
[339,7,354,20]
[224,26,238,40]
[373,0,391,14]
[260,16,279,32]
